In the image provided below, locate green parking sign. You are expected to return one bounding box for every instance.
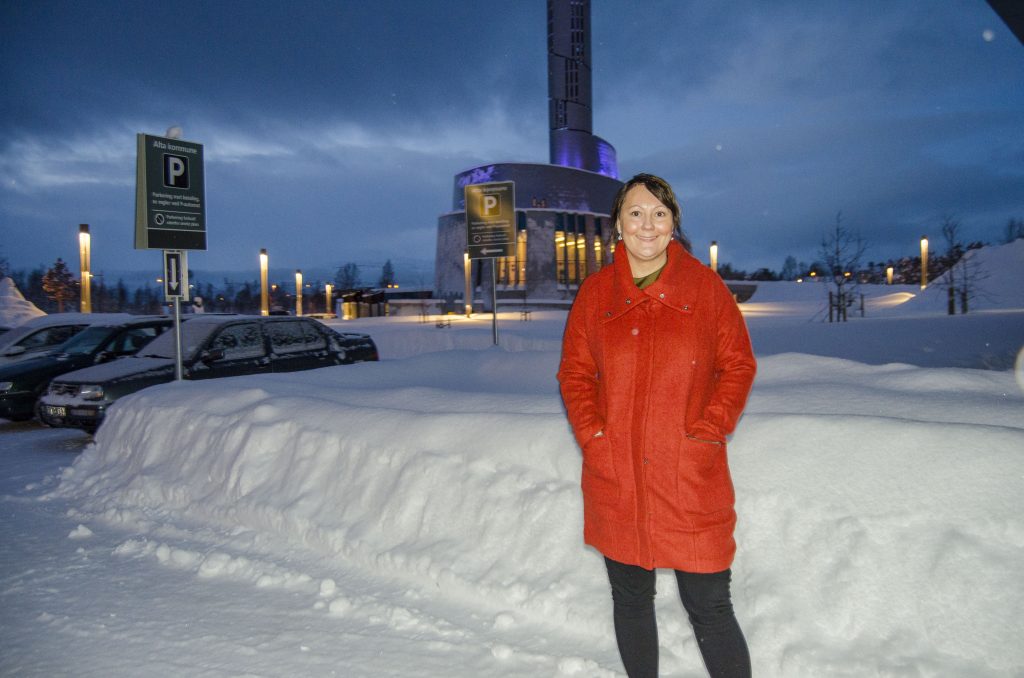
[465,181,515,260]
[135,133,207,250]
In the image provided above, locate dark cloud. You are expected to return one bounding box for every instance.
[1,0,1021,279]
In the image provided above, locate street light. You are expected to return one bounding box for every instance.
[709,241,718,273]
[259,249,269,316]
[79,224,91,313]
[920,236,929,289]
[295,269,303,316]
[463,251,472,317]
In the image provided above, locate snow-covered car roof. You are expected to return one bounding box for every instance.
[137,314,308,361]
[0,313,137,354]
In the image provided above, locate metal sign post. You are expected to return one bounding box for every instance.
[163,249,188,380]
[465,181,515,346]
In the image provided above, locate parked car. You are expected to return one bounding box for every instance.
[0,315,172,422]
[38,314,378,432]
[0,313,136,366]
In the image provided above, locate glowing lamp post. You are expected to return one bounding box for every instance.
[325,283,333,316]
[709,241,718,273]
[463,251,472,317]
[295,270,303,316]
[886,266,894,285]
[78,224,91,313]
[259,249,269,316]
[920,236,929,289]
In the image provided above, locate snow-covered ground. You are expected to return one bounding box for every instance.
[2,242,1023,677]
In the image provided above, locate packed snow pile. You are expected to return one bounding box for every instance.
[53,310,1024,676]
[744,240,1024,319]
[0,276,44,327]
[903,239,1024,313]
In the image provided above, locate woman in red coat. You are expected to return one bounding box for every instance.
[558,173,756,678]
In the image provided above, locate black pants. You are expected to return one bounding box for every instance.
[604,557,751,678]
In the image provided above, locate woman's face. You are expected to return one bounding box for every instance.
[617,184,674,276]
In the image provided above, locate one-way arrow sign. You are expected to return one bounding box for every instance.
[163,250,188,300]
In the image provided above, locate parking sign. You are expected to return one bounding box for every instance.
[135,133,207,250]
[465,181,515,260]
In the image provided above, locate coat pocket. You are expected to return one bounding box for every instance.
[675,435,734,517]
[581,434,620,507]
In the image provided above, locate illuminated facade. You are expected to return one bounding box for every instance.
[434,0,623,303]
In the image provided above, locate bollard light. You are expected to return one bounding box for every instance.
[920,236,929,289]
[325,283,333,316]
[295,269,303,316]
[259,249,269,315]
[79,224,92,313]
[886,266,894,285]
[709,241,718,273]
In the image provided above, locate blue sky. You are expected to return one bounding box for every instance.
[2,0,1022,282]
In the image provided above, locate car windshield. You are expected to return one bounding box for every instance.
[56,326,116,356]
[138,321,219,360]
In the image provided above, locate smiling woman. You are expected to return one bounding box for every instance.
[559,173,757,678]
[611,173,687,278]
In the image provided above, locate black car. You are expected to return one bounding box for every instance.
[38,314,378,432]
[0,315,173,422]
[0,313,132,366]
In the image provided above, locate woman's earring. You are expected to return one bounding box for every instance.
[616,230,623,241]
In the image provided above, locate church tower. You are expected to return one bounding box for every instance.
[432,0,623,304]
[548,0,618,178]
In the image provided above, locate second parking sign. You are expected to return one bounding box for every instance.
[465,181,515,260]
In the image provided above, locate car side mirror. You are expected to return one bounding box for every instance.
[2,345,26,357]
[95,351,115,364]
[200,348,225,363]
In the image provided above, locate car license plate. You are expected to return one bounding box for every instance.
[44,405,66,417]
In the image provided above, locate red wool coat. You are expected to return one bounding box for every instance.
[558,240,756,572]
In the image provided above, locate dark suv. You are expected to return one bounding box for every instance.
[0,316,172,422]
[38,315,378,432]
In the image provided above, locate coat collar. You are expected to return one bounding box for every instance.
[603,240,699,321]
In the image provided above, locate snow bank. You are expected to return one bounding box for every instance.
[0,276,45,327]
[54,314,1024,675]
[744,240,1024,321]
[909,239,1024,312]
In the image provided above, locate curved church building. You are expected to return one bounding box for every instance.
[434,0,625,303]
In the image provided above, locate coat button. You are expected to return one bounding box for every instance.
[631,328,639,335]
[643,457,650,465]
[659,293,665,299]
[605,311,612,317]
[625,298,632,304]
[683,304,691,311]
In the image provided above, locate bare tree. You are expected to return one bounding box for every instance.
[378,259,396,288]
[1003,217,1024,244]
[819,211,866,321]
[334,262,361,290]
[938,216,988,314]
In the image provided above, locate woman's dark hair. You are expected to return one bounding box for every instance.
[610,173,691,252]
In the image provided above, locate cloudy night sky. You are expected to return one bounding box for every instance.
[2,0,1022,284]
